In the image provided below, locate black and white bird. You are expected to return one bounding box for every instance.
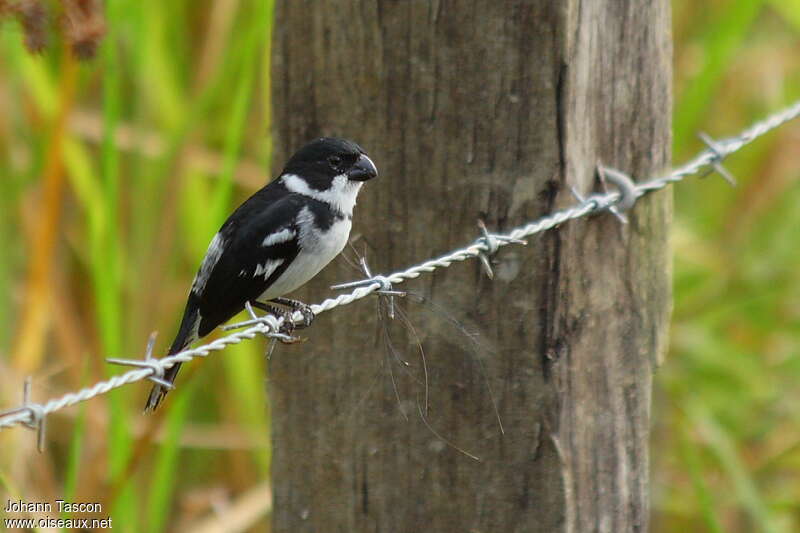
[144,137,378,411]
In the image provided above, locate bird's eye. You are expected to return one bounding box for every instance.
[328,155,343,170]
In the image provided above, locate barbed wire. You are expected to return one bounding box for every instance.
[2,98,799,443]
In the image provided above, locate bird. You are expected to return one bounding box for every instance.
[144,137,378,412]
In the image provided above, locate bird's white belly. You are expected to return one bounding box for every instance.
[261,217,351,300]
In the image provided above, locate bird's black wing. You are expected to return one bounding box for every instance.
[145,186,305,412]
[192,190,306,337]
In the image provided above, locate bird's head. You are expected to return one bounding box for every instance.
[281,137,378,191]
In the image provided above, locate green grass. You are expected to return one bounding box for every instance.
[1,1,275,530]
[656,2,800,531]
[0,1,798,531]
[672,0,767,154]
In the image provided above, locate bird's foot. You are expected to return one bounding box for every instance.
[266,297,315,329]
[250,300,311,343]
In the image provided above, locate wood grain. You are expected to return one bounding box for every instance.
[270,2,672,531]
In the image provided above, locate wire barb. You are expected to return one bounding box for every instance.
[0,99,798,433]
[222,302,276,331]
[568,184,595,208]
[221,302,296,343]
[106,332,174,390]
[0,378,48,451]
[476,219,527,279]
[23,377,46,452]
[598,165,639,224]
[331,257,405,319]
[698,132,737,186]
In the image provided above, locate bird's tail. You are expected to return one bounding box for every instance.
[144,306,200,413]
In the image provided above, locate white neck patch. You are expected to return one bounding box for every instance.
[281,173,363,215]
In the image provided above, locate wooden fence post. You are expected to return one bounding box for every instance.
[270,2,671,531]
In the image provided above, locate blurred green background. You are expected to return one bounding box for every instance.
[0,1,798,531]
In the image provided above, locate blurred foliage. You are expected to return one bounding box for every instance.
[0,0,797,532]
[655,1,800,532]
[0,1,274,531]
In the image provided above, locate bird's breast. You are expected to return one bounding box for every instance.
[260,215,351,300]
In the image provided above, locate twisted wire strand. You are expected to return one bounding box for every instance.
[2,99,799,432]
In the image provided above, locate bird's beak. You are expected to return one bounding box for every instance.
[347,154,378,181]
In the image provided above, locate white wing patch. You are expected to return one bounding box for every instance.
[262,228,296,247]
[254,259,284,280]
[191,232,226,295]
[259,206,351,300]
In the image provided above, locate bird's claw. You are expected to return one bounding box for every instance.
[277,334,307,345]
[294,304,315,330]
[268,297,315,330]
[274,307,311,344]
[242,299,313,342]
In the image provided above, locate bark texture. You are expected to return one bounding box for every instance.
[269,2,672,532]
